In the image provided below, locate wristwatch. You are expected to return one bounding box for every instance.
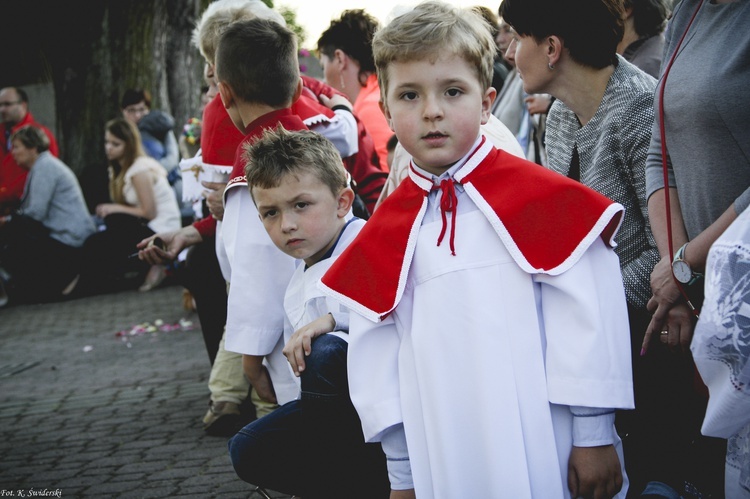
[672,243,703,285]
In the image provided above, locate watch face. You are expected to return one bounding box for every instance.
[673,260,692,283]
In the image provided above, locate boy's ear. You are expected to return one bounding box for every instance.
[480,86,497,126]
[336,187,356,217]
[217,81,234,110]
[379,100,395,131]
[291,78,303,105]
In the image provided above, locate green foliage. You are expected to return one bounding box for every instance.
[278,5,308,47]
[261,0,273,8]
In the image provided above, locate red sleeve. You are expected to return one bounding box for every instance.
[193,215,217,237]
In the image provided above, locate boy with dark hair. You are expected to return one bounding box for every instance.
[228,125,388,498]
[210,18,307,411]
[320,1,634,497]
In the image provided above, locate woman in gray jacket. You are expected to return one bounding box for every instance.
[0,126,94,305]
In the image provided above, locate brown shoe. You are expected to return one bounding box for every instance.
[202,400,242,437]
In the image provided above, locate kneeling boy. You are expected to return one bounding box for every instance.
[228,126,388,498]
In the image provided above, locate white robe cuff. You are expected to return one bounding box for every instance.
[329,309,349,333]
[571,407,616,447]
[380,423,413,490]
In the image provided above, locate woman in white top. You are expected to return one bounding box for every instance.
[83,118,180,292]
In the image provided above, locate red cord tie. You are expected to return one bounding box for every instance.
[434,178,458,256]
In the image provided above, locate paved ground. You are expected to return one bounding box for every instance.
[0,284,290,499]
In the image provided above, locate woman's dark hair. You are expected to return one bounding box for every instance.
[10,125,50,153]
[624,0,668,38]
[500,0,624,69]
[317,9,379,76]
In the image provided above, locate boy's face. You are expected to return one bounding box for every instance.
[253,171,352,267]
[381,53,494,177]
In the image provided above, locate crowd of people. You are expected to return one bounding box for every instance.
[1,0,748,497]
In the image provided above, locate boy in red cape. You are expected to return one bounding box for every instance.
[319,2,634,498]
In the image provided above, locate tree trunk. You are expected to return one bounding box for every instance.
[0,0,205,177]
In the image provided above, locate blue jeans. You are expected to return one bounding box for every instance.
[228,334,389,498]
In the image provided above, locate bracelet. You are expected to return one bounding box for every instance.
[331,104,352,113]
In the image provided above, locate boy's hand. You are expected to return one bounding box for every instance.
[568,445,623,499]
[283,314,336,376]
[242,354,278,404]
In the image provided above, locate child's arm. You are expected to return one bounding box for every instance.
[241,354,277,404]
[282,313,335,377]
[567,407,622,497]
[381,423,414,495]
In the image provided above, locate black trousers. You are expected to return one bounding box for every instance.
[617,304,726,497]
[0,216,81,302]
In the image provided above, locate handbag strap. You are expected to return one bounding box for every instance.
[658,0,705,318]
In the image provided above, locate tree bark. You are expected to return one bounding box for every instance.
[0,0,205,177]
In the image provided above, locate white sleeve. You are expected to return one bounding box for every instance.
[380,423,414,490]
[570,406,617,447]
[223,188,296,356]
[348,312,404,442]
[327,298,350,332]
[534,237,634,410]
[310,111,358,158]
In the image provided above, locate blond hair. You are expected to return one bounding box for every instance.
[192,0,286,65]
[373,1,495,102]
[244,125,348,198]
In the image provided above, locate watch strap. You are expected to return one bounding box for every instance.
[673,242,704,286]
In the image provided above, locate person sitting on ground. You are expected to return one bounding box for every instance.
[319,2,634,497]
[83,118,180,293]
[121,88,190,222]
[0,87,59,214]
[0,126,94,305]
[228,126,389,498]
[121,89,179,175]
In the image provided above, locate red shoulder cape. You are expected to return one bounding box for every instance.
[320,138,623,321]
[224,108,308,200]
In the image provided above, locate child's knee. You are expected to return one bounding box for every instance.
[300,334,349,396]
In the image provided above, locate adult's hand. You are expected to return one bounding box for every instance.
[643,301,695,355]
[524,94,552,115]
[95,203,121,218]
[137,225,202,265]
[201,181,226,221]
[642,255,694,354]
[319,93,353,113]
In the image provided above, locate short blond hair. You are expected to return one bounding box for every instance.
[192,0,286,65]
[373,1,495,102]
